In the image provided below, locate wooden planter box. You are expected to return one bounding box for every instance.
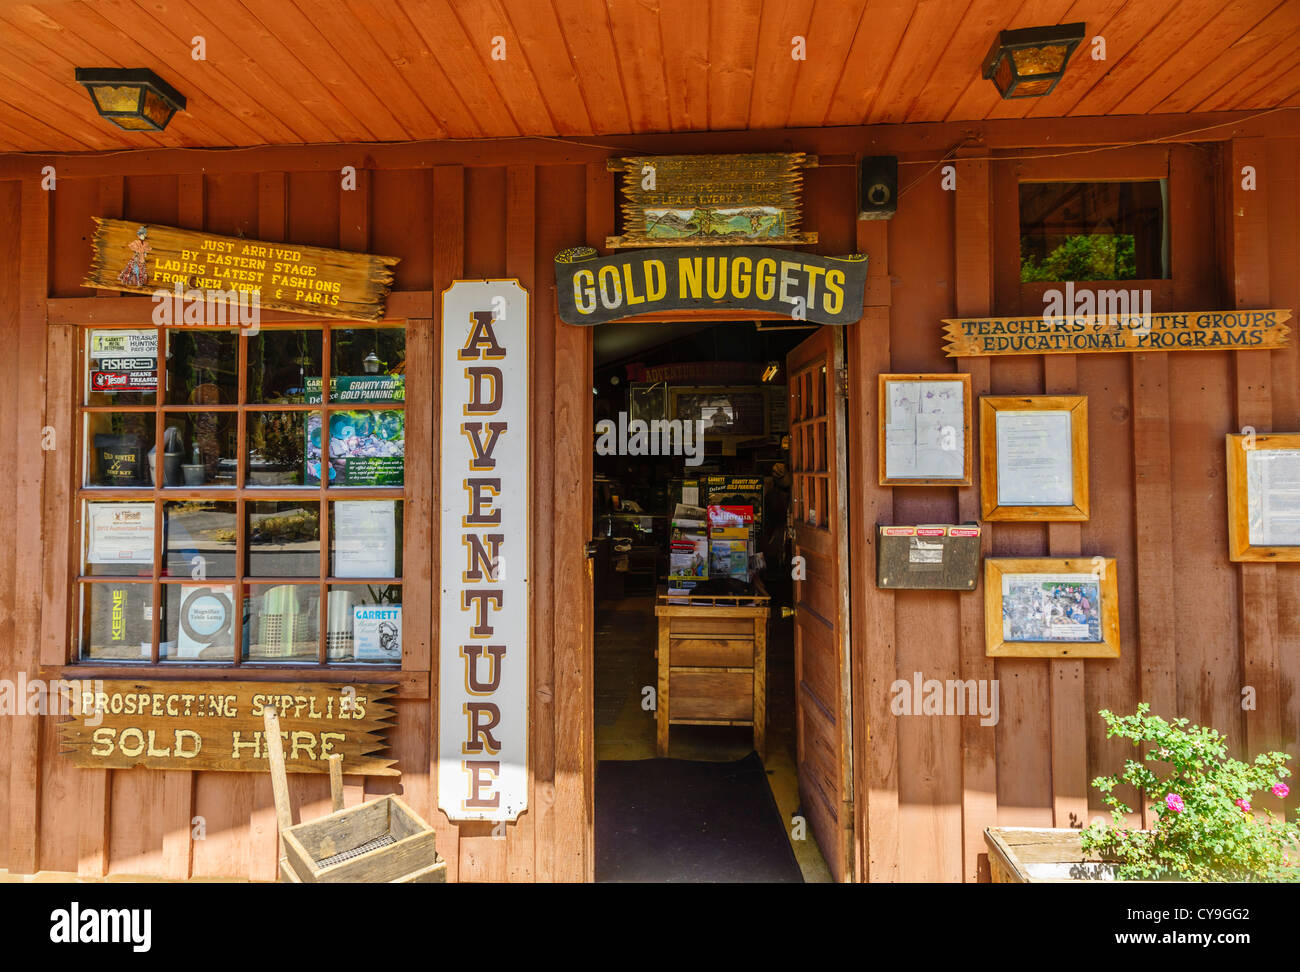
[280,795,445,883]
[985,827,1122,882]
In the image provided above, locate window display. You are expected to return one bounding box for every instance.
[76,323,406,665]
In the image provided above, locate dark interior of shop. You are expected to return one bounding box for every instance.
[590,319,831,882]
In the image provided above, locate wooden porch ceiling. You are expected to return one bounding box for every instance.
[0,0,1297,153]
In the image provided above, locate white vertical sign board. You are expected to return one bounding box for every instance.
[438,280,529,821]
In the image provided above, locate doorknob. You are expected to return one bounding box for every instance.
[584,541,599,559]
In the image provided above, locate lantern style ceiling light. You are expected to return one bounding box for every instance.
[75,68,186,131]
[982,23,1086,99]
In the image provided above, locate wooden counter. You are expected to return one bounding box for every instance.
[654,587,770,759]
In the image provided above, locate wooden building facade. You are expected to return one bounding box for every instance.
[0,0,1298,883]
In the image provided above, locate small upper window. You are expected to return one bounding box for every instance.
[1019,180,1168,282]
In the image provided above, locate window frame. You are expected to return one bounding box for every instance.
[70,318,408,672]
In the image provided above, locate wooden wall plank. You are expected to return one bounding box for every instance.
[1043,356,1087,830]
[850,215,897,881]
[432,164,465,882]
[248,172,288,882]
[505,163,537,882]
[953,151,998,881]
[8,178,49,873]
[0,180,19,871]
[1230,138,1283,767]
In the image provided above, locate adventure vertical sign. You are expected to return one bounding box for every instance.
[438,280,529,821]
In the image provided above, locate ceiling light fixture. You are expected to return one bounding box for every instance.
[75,68,186,131]
[982,23,1086,99]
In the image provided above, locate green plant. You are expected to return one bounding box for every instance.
[1081,704,1300,881]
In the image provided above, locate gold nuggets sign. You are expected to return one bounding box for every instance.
[942,309,1292,357]
[607,153,817,248]
[83,218,399,321]
[59,681,398,775]
[555,246,869,326]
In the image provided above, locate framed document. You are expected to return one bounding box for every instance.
[86,501,156,564]
[985,557,1119,658]
[1227,432,1300,561]
[980,396,1089,521]
[332,500,398,578]
[878,373,972,486]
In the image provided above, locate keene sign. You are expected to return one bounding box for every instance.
[554,246,868,326]
[942,309,1292,357]
[438,280,529,822]
[58,681,397,775]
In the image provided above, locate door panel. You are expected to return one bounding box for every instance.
[786,326,853,882]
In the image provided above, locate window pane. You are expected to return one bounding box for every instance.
[330,500,403,578]
[86,328,157,407]
[248,411,313,486]
[80,582,153,660]
[86,412,155,487]
[1019,181,1168,282]
[312,409,405,486]
[322,327,406,405]
[162,412,238,488]
[326,584,402,663]
[165,330,238,405]
[246,329,321,404]
[247,583,319,661]
[248,501,321,577]
[164,501,236,577]
[83,501,155,577]
[161,583,238,661]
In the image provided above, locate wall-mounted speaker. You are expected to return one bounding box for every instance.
[858,155,898,220]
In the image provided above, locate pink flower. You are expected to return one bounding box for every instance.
[1273,783,1291,799]
[1165,793,1185,813]
[1236,798,1251,812]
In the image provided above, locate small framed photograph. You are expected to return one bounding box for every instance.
[1226,432,1300,562]
[980,395,1089,521]
[985,557,1119,658]
[878,373,972,486]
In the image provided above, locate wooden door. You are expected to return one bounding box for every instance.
[786,326,854,882]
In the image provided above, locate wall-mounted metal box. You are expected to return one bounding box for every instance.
[876,523,982,590]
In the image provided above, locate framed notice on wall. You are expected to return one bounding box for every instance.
[1226,432,1300,561]
[878,373,972,485]
[980,396,1089,521]
[984,557,1120,658]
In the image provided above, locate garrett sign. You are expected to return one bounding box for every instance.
[58,680,398,775]
[554,246,868,326]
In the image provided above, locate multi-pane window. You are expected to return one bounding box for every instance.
[77,323,406,666]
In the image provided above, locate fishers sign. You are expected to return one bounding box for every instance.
[554,245,868,326]
[83,217,399,321]
[943,309,1292,357]
[438,279,529,822]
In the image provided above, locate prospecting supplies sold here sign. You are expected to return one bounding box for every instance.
[438,279,529,822]
[554,246,868,326]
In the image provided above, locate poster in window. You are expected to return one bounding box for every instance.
[88,329,158,394]
[354,604,402,662]
[87,502,155,564]
[305,409,404,486]
[333,500,398,578]
[175,585,236,660]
